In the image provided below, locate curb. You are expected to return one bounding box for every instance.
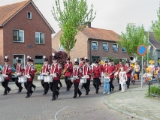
[103,92,150,120]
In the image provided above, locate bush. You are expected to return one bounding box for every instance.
[150,85,160,96]
[35,64,43,74]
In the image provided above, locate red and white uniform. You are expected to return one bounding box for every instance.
[82,64,92,80]
[93,65,101,78]
[64,62,73,76]
[124,65,132,77]
[2,65,12,81]
[50,63,62,80]
[41,64,50,74]
[103,64,108,73]
[73,66,83,83]
[16,64,24,76]
[25,65,34,81]
[107,64,116,79]
[116,63,124,71]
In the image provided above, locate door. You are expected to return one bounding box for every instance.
[91,56,100,63]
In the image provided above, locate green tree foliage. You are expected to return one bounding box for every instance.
[35,64,43,74]
[152,6,160,41]
[52,0,96,56]
[118,23,149,56]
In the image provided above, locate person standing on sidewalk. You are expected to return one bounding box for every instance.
[50,56,62,101]
[40,56,50,95]
[124,61,132,89]
[103,72,110,94]
[64,58,73,91]
[72,61,82,98]
[15,58,24,93]
[93,60,102,94]
[82,59,92,95]
[1,56,12,95]
[119,68,127,92]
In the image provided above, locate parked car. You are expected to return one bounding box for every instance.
[0,65,16,81]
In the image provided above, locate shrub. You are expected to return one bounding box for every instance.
[150,85,160,96]
[35,64,43,74]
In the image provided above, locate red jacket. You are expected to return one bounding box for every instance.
[2,65,12,81]
[99,64,104,72]
[50,63,62,80]
[124,65,132,77]
[107,64,116,79]
[41,64,50,74]
[116,64,124,71]
[93,65,101,78]
[64,62,73,76]
[73,66,82,83]
[16,64,24,76]
[25,65,34,81]
[103,64,108,73]
[82,64,92,80]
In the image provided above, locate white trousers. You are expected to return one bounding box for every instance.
[120,81,126,91]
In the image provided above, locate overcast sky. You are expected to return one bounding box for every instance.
[0,0,159,35]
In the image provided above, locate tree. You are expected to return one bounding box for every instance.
[52,0,96,56]
[152,5,160,41]
[118,23,149,57]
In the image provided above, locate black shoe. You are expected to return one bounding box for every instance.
[57,92,59,98]
[79,93,82,97]
[33,86,36,91]
[8,89,11,93]
[3,93,7,95]
[51,97,56,101]
[25,95,30,98]
[96,90,98,94]
[73,96,77,98]
[30,91,33,96]
[20,87,23,92]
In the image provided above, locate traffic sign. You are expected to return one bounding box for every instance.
[137,45,147,56]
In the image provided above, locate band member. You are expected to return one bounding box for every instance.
[24,58,34,98]
[93,60,102,94]
[116,59,124,90]
[15,58,24,93]
[107,59,116,91]
[50,56,62,101]
[124,61,132,88]
[64,57,73,91]
[98,59,104,86]
[80,58,86,89]
[83,59,92,95]
[72,61,82,98]
[40,56,50,95]
[30,59,37,91]
[103,61,108,73]
[1,56,12,95]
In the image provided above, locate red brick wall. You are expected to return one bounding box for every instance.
[0,28,4,63]
[3,3,52,65]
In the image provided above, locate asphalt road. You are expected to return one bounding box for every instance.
[0,80,141,120]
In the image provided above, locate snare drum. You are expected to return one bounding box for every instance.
[80,77,87,83]
[0,75,4,82]
[70,76,77,82]
[18,76,27,83]
[44,75,53,82]
[37,75,44,80]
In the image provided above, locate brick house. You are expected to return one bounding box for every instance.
[52,23,129,63]
[0,0,54,66]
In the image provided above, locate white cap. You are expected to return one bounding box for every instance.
[27,56,30,59]
[74,58,77,62]
[84,57,87,59]
[43,56,46,59]
[5,56,8,59]
[16,57,19,60]
[52,53,55,56]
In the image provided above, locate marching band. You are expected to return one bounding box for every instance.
[0,54,160,101]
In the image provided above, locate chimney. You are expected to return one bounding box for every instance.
[88,22,91,28]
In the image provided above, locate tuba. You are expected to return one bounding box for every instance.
[129,54,137,63]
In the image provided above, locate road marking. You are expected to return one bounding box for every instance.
[55,106,68,120]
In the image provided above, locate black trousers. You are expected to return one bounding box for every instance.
[74,82,82,97]
[27,81,33,96]
[24,82,27,90]
[1,80,10,94]
[93,78,100,92]
[117,77,121,90]
[49,82,53,91]
[41,80,44,88]
[83,80,90,93]
[44,82,49,94]
[52,80,59,98]
[15,77,22,91]
[109,78,114,91]
[126,77,131,88]
[65,76,72,90]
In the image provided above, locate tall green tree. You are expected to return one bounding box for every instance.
[118,23,149,57]
[152,5,160,41]
[52,0,96,56]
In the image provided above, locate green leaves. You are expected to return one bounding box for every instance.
[52,0,96,56]
[118,23,149,56]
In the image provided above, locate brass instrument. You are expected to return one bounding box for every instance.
[126,67,132,73]
[62,66,69,75]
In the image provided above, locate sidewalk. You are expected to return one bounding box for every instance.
[104,85,160,120]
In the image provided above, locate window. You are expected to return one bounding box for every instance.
[13,30,24,42]
[92,41,98,50]
[103,42,108,51]
[102,57,108,62]
[35,56,43,64]
[122,47,127,52]
[35,32,45,44]
[27,12,32,19]
[113,44,118,51]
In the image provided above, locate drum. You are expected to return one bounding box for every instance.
[13,73,20,78]
[0,75,4,82]
[80,77,87,83]
[70,76,78,82]
[44,75,53,82]
[18,76,27,83]
[37,75,44,80]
